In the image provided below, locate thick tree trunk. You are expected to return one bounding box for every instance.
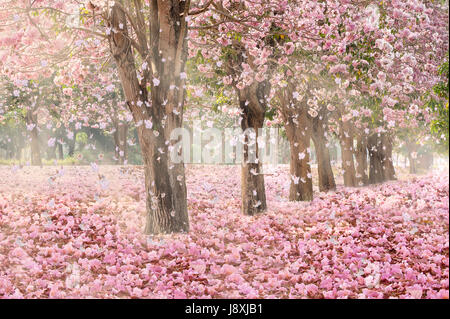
[138,125,189,234]
[239,90,267,215]
[26,110,41,166]
[108,1,190,234]
[354,135,369,186]
[339,121,357,187]
[285,119,313,201]
[311,115,336,192]
[113,122,128,165]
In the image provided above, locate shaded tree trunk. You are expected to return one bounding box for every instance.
[68,139,75,157]
[354,135,369,186]
[368,134,385,183]
[113,122,128,165]
[46,145,57,161]
[26,110,41,166]
[311,114,336,192]
[406,141,418,174]
[285,117,313,201]
[418,152,433,171]
[408,154,417,174]
[381,134,396,180]
[339,121,357,187]
[238,86,267,215]
[108,1,189,234]
[57,143,64,160]
[368,133,396,183]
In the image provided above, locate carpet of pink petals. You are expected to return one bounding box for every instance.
[0,165,448,299]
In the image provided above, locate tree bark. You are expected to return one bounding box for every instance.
[57,142,64,160]
[238,85,267,215]
[368,133,396,183]
[381,134,396,180]
[368,134,385,184]
[408,154,417,174]
[285,117,313,201]
[339,121,357,187]
[113,122,128,165]
[311,114,336,192]
[68,139,75,157]
[108,1,189,234]
[26,110,41,166]
[354,135,369,186]
[46,145,57,161]
[418,152,433,171]
[406,141,418,174]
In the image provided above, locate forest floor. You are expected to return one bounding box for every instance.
[0,164,448,298]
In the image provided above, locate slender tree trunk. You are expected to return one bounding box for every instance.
[418,152,433,171]
[339,121,357,187]
[14,144,22,161]
[311,115,336,192]
[285,118,313,201]
[26,110,41,166]
[108,1,189,234]
[354,135,369,186]
[381,134,396,180]
[30,129,41,166]
[239,90,267,215]
[47,145,57,161]
[368,134,385,183]
[406,141,418,174]
[408,154,417,174]
[57,143,64,160]
[368,133,396,183]
[114,122,128,165]
[68,139,75,157]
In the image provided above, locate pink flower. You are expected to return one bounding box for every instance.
[284,42,295,55]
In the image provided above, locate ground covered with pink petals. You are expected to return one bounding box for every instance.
[0,165,448,299]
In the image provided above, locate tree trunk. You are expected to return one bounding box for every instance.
[368,134,385,184]
[26,110,41,166]
[68,139,75,157]
[339,121,357,187]
[368,133,396,183]
[381,134,396,180]
[57,142,64,160]
[285,118,313,201]
[108,1,189,234]
[14,144,22,161]
[311,115,336,192]
[407,142,418,174]
[418,152,433,171]
[409,155,417,173]
[239,88,267,215]
[354,135,369,186]
[138,125,189,234]
[47,145,57,161]
[114,122,128,165]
